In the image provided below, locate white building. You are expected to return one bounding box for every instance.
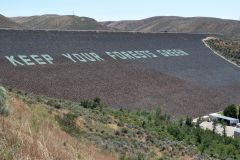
[234,128,240,138]
[209,113,239,126]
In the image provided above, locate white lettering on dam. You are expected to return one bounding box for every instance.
[4,49,190,67]
[5,54,54,66]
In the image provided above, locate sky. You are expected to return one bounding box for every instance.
[1,0,239,21]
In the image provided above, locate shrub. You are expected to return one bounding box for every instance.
[223,104,237,118]
[56,113,81,138]
[239,107,240,121]
[46,99,61,109]
[93,97,101,105]
[80,100,96,109]
[185,117,193,127]
[167,125,180,137]
[154,107,168,126]
[80,97,104,110]
[0,86,9,116]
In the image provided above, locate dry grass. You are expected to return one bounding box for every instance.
[0,92,117,160]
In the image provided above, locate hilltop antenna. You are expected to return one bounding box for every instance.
[72,11,75,16]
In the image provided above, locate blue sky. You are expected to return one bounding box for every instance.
[1,0,239,21]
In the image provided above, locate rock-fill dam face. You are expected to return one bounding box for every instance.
[0,30,240,117]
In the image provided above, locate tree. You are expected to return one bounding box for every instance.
[238,106,240,121]
[178,117,184,127]
[199,144,205,155]
[142,120,146,128]
[195,117,202,128]
[212,120,217,134]
[154,107,163,126]
[222,123,227,144]
[185,117,193,127]
[223,104,237,118]
[195,128,202,144]
[93,97,101,105]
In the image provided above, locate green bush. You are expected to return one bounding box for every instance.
[239,108,240,121]
[46,99,61,109]
[223,104,237,118]
[56,113,81,137]
[80,100,96,109]
[185,117,193,127]
[80,97,104,110]
[0,86,9,116]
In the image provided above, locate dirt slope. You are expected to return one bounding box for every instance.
[0,14,21,29]
[12,14,110,30]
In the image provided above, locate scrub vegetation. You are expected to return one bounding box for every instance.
[1,86,240,160]
[223,104,240,121]
[206,37,240,66]
[0,86,9,116]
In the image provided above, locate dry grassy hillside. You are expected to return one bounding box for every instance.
[1,86,240,159]
[103,16,240,35]
[0,14,21,29]
[0,88,116,160]
[12,14,110,30]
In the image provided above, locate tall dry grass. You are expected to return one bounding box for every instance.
[0,92,116,160]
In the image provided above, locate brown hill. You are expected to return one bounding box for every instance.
[12,14,110,31]
[103,16,240,35]
[4,14,240,35]
[0,14,21,29]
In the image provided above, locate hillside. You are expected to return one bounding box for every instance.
[1,86,240,159]
[103,16,240,35]
[206,37,240,66]
[1,15,239,35]
[11,14,110,30]
[0,14,21,29]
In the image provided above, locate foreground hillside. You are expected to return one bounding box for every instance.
[103,16,240,35]
[11,14,110,31]
[1,86,240,159]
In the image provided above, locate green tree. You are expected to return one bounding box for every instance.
[238,106,240,121]
[93,97,101,105]
[195,128,202,144]
[178,117,184,127]
[185,117,193,127]
[142,120,146,128]
[223,104,237,118]
[222,123,227,144]
[154,107,163,126]
[212,120,217,134]
[195,117,202,128]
